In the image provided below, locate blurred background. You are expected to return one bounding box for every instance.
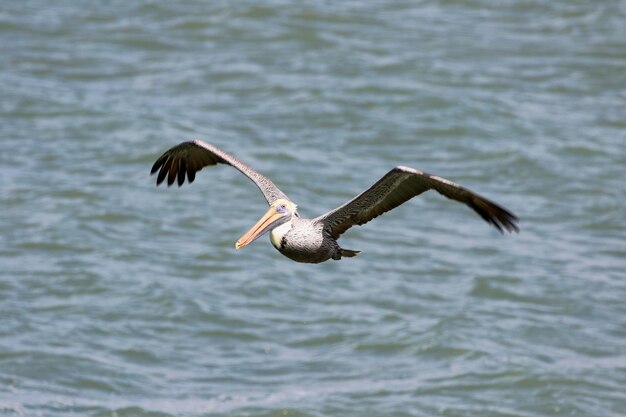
[1,1,625,416]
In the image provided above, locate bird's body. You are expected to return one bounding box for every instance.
[151,140,518,263]
[266,217,361,263]
[270,217,330,263]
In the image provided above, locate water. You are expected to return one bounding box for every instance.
[1,1,625,416]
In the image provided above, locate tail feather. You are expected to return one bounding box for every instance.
[339,248,360,258]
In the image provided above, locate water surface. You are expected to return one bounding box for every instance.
[1,1,625,416]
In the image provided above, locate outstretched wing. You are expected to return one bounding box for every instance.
[150,140,288,205]
[314,166,518,239]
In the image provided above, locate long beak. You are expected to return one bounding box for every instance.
[235,207,285,249]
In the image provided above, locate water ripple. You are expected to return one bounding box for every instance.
[1,1,625,416]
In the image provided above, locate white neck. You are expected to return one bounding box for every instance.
[270,220,292,249]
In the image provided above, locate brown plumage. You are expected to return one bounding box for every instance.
[151,140,518,263]
[315,166,518,237]
[150,140,288,203]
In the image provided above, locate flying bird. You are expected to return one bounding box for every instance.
[151,140,518,263]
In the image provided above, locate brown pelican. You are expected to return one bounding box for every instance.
[151,140,518,263]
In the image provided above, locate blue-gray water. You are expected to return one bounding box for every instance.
[1,1,625,416]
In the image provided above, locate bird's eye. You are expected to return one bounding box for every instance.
[280,204,286,209]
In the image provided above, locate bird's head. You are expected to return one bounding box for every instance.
[235,199,297,249]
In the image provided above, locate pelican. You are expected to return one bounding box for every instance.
[151,140,518,263]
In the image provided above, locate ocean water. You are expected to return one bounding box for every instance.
[1,1,625,416]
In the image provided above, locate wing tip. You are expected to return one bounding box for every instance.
[371,166,522,235]
[471,197,520,234]
[151,143,196,187]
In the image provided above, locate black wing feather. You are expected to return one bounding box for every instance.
[150,140,288,205]
[314,166,518,239]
